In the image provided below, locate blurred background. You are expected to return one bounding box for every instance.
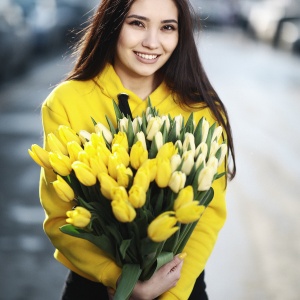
[0,0,299,299]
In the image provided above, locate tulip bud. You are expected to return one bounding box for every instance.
[136,132,147,150]
[90,132,106,148]
[72,161,97,186]
[128,184,147,208]
[132,117,142,134]
[111,199,136,222]
[78,130,91,144]
[112,131,129,152]
[52,175,75,202]
[49,152,72,176]
[155,158,172,188]
[140,158,157,182]
[173,185,193,210]
[181,150,195,175]
[161,115,171,132]
[170,154,181,172]
[148,212,179,242]
[174,115,183,137]
[212,126,223,142]
[96,143,111,166]
[95,122,113,144]
[111,186,128,202]
[174,140,183,154]
[183,133,196,156]
[207,156,219,174]
[118,117,129,132]
[98,172,119,200]
[28,144,52,169]
[112,144,130,167]
[47,133,68,155]
[195,153,206,169]
[175,202,205,224]
[58,125,81,146]
[66,206,91,228]
[67,141,83,163]
[78,151,90,166]
[116,164,132,188]
[168,171,186,193]
[133,167,151,191]
[153,131,163,151]
[156,142,177,160]
[90,156,108,176]
[84,142,97,158]
[130,141,148,169]
[209,141,219,158]
[197,166,215,191]
[146,116,163,141]
[195,142,208,159]
[107,153,123,180]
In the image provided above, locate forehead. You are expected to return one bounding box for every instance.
[128,0,178,19]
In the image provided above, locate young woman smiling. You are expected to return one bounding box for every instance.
[39,0,236,299]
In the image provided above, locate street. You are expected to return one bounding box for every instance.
[0,28,299,300]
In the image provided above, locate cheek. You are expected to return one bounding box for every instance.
[165,36,179,54]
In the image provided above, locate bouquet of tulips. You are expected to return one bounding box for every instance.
[29,99,227,299]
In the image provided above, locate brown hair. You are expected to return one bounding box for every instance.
[67,0,236,179]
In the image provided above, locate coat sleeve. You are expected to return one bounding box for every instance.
[159,152,227,299]
[39,91,122,289]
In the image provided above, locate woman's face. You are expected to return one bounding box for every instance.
[114,0,179,83]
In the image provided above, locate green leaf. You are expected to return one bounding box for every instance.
[127,118,135,147]
[112,99,123,120]
[120,239,132,260]
[105,115,117,136]
[194,117,204,146]
[90,116,97,126]
[114,264,142,300]
[185,112,194,133]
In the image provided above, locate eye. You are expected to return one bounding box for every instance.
[129,20,145,28]
[162,24,177,32]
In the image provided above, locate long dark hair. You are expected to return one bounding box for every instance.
[66,0,236,180]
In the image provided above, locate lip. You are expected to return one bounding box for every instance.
[134,51,160,64]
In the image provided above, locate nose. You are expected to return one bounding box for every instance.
[142,29,160,50]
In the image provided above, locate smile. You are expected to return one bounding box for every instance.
[135,52,159,60]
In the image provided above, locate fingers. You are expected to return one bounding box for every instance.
[160,252,187,273]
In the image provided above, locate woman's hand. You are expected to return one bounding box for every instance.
[107,253,186,300]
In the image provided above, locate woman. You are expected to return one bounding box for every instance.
[40,0,236,299]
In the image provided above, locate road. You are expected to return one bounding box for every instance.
[0,28,299,300]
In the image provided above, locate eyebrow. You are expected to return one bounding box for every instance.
[127,14,178,24]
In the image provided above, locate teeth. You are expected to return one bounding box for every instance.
[136,52,158,60]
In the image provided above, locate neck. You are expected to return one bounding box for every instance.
[113,68,161,100]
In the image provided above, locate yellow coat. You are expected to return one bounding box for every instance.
[40,64,227,299]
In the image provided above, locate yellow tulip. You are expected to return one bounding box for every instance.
[133,167,151,191]
[95,122,113,143]
[156,142,177,160]
[112,131,129,151]
[181,150,194,175]
[197,166,215,191]
[108,153,123,180]
[96,143,111,166]
[72,161,97,186]
[78,130,91,144]
[168,171,186,194]
[67,141,83,162]
[128,184,146,208]
[47,133,68,155]
[111,186,128,202]
[148,212,179,242]
[111,199,136,222]
[173,185,194,211]
[155,158,172,188]
[66,206,91,228]
[28,144,51,169]
[98,172,119,200]
[175,202,205,224]
[58,125,81,146]
[116,164,132,188]
[84,142,97,158]
[140,158,157,181]
[130,141,148,169]
[112,144,130,167]
[90,132,106,148]
[52,175,75,202]
[78,151,90,166]
[89,156,107,176]
[49,152,72,176]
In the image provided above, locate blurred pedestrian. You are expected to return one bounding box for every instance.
[39,0,236,299]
